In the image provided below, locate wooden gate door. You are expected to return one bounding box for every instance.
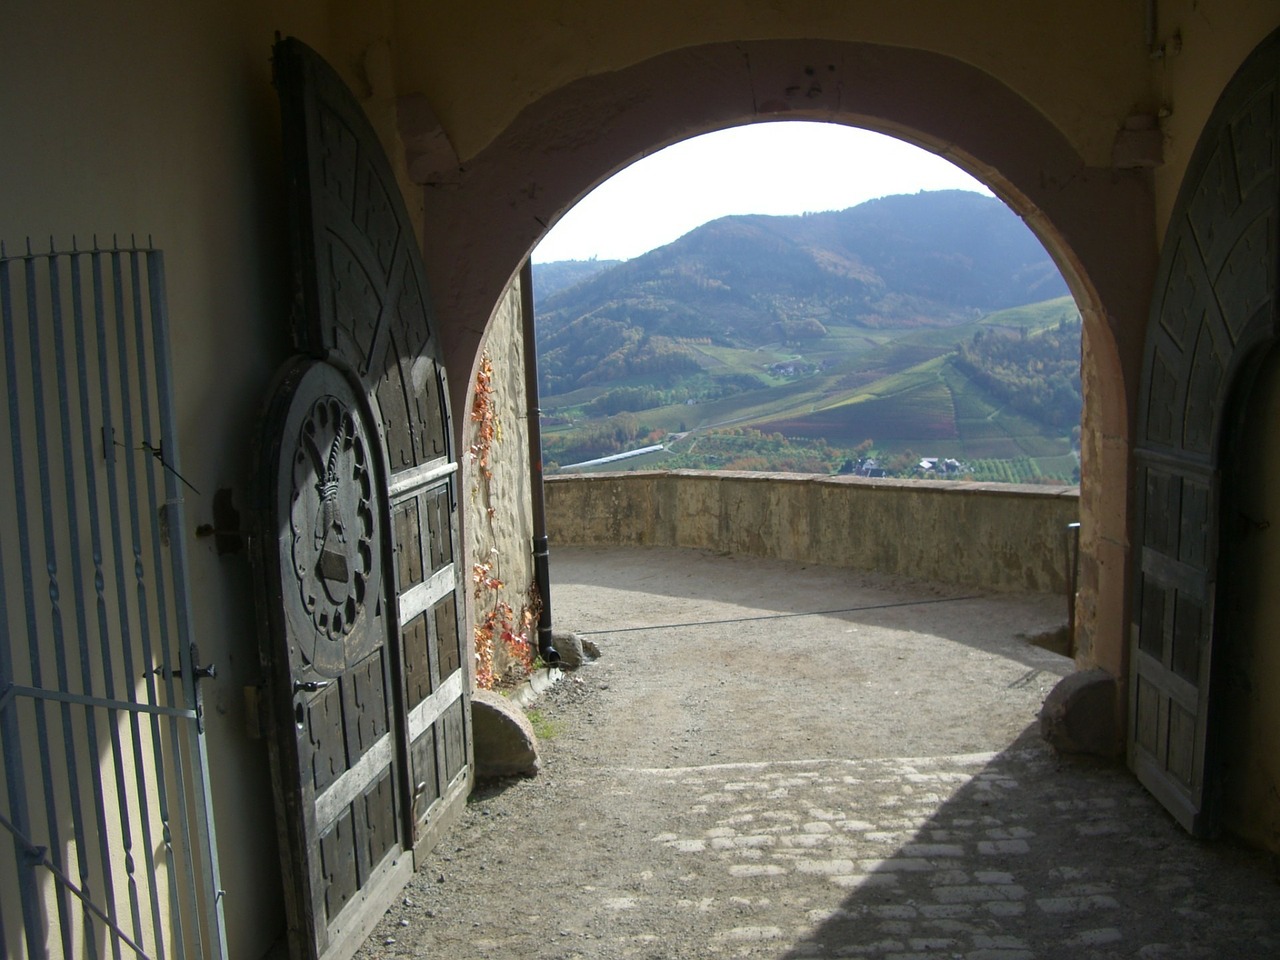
[1129,29,1279,835]
[256,38,472,960]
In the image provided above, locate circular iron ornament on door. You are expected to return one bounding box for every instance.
[292,396,373,636]
[272,360,384,679]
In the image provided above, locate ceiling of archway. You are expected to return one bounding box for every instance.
[389,0,1147,165]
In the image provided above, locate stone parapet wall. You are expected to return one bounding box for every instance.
[545,471,1079,594]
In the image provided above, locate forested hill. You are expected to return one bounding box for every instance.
[531,258,621,301]
[532,190,1067,395]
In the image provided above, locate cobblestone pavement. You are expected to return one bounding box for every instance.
[356,547,1280,960]
[589,750,1280,959]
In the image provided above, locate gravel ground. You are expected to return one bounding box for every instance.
[351,546,1280,960]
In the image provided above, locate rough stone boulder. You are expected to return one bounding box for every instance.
[471,690,540,780]
[550,631,602,669]
[1039,668,1120,757]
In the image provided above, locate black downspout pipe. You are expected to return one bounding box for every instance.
[521,260,558,664]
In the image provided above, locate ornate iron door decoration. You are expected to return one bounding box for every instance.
[286,380,379,675]
[259,360,403,960]
[1130,30,1279,835]
[256,38,470,960]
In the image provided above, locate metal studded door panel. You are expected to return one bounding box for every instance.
[1130,35,1278,835]
[257,359,408,960]
[259,37,471,960]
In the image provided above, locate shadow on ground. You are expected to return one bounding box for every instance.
[740,733,1280,959]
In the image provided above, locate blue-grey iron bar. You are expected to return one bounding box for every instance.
[50,241,117,960]
[0,684,197,720]
[0,810,152,959]
[146,251,228,957]
[23,249,84,957]
[0,257,48,957]
[93,246,164,952]
[0,244,228,960]
[70,248,138,959]
[112,247,175,960]
[128,250,191,957]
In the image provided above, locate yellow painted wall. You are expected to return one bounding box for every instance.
[392,0,1149,166]
[0,3,395,956]
[1150,1,1280,236]
[385,1,1280,239]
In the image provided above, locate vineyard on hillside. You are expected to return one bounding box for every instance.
[533,197,1084,486]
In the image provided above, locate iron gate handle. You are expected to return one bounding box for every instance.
[293,679,333,694]
[148,652,217,682]
[171,662,217,681]
[181,643,216,733]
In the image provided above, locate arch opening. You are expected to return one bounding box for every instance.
[423,37,1153,703]
[528,120,1083,486]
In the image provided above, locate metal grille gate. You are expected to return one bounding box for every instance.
[0,242,227,959]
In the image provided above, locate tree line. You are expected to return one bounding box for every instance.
[952,317,1082,429]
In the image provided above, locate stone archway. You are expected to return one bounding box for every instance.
[1128,26,1279,836]
[407,37,1156,685]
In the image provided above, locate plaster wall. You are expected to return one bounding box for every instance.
[1077,317,1133,677]
[385,0,1280,229]
[392,0,1148,168]
[1148,1,1280,238]
[1219,349,1280,854]
[465,278,538,686]
[0,2,414,956]
[545,472,1079,596]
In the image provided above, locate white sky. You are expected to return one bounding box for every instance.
[532,121,994,263]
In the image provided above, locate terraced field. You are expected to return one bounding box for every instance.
[541,297,1081,480]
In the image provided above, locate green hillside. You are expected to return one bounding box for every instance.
[534,191,1068,397]
[532,258,621,300]
[534,192,1081,483]
[541,298,1081,481]
[755,304,1079,450]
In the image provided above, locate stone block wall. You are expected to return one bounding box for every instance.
[465,276,538,686]
[544,471,1078,594]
